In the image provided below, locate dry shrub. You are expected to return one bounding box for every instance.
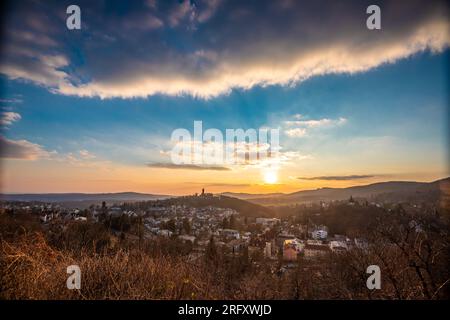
[0,232,215,300]
[1,232,72,299]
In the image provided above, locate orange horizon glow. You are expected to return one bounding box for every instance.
[1,158,448,195]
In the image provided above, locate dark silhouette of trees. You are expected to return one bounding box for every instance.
[205,236,219,268]
[166,219,176,233]
[182,218,191,234]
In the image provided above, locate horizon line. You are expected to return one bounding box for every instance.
[1,176,448,197]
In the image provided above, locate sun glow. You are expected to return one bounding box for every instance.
[263,170,278,184]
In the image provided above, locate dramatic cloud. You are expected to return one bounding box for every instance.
[0,136,50,160]
[0,0,448,98]
[298,175,376,181]
[147,162,230,171]
[0,112,22,126]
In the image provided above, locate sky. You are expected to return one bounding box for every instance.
[0,0,449,195]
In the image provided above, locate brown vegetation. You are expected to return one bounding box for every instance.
[1,207,449,300]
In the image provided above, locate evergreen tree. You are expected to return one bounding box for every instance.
[205,236,218,266]
[182,217,191,234]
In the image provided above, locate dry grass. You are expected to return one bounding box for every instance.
[0,232,217,300]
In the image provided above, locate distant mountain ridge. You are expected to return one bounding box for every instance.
[0,192,171,202]
[220,192,285,199]
[226,178,450,207]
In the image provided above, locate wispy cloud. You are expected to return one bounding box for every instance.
[285,117,347,128]
[0,112,21,126]
[0,135,51,160]
[123,13,164,31]
[184,182,251,187]
[297,175,376,181]
[79,149,96,160]
[0,136,110,170]
[147,162,231,171]
[58,151,111,169]
[284,115,347,137]
[285,127,307,137]
[0,98,23,104]
[168,0,194,27]
[167,0,221,28]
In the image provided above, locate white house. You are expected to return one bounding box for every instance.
[178,235,196,243]
[329,240,348,252]
[158,229,173,237]
[304,244,331,259]
[222,229,240,240]
[256,217,280,226]
[311,228,328,240]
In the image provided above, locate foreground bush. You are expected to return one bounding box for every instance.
[0,233,217,299]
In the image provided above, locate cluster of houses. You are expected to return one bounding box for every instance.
[278,235,369,262]
[0,203,89,223]
[265,225,370,262]
[143,204,238,240]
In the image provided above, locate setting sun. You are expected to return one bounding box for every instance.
[263,170,278,184]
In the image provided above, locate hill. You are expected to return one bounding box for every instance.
[154,195,275,218]
[234,177,450,208]
[220,192,285,199]
[0,192,171,203]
